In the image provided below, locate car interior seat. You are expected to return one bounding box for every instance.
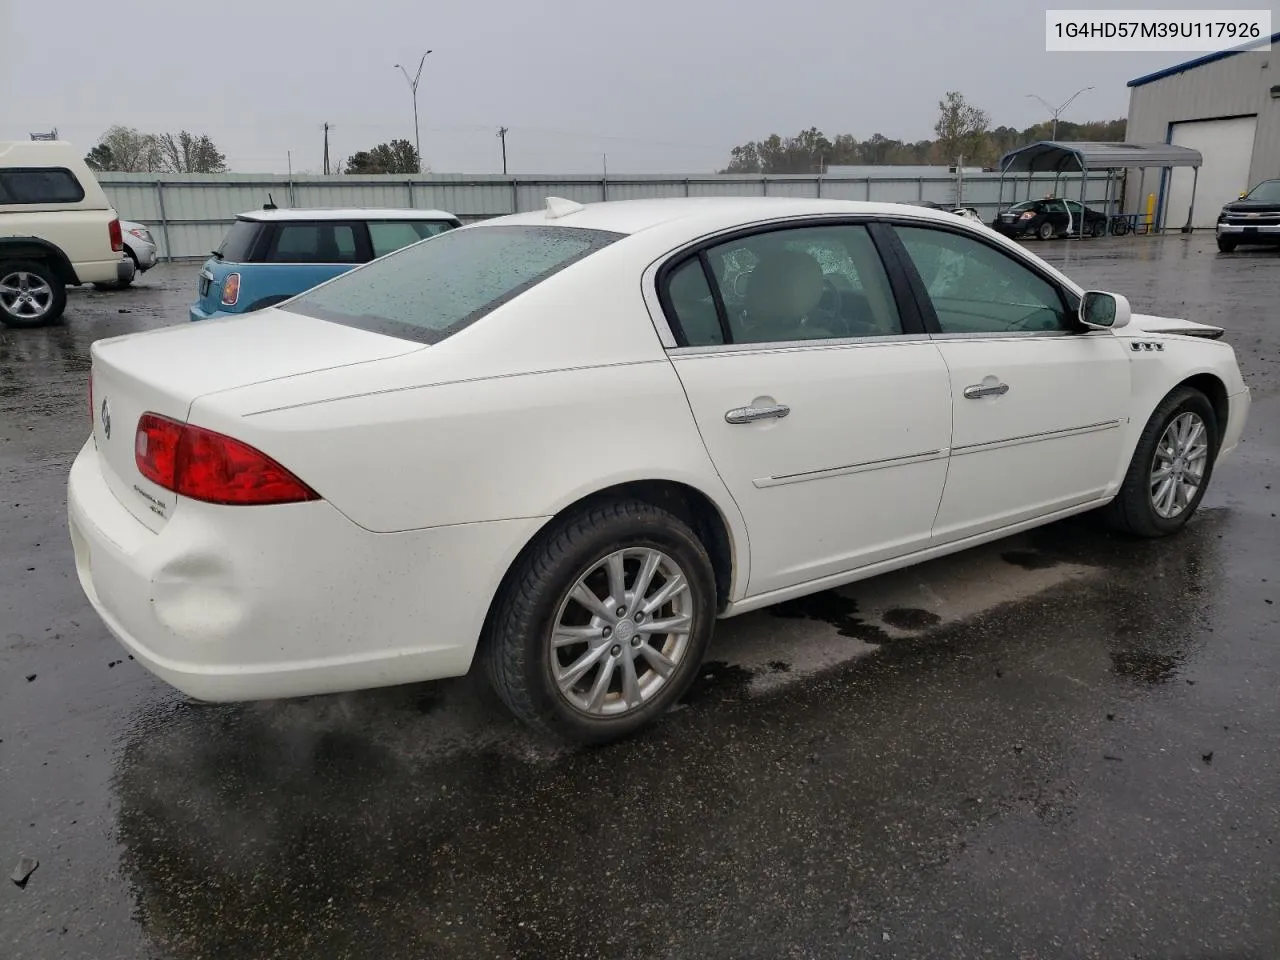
[741,249,828,342]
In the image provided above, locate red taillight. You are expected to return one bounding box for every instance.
[89,375,94,427]
[135,413,319,506]
[108,218,123,253]
[221,272,241,306]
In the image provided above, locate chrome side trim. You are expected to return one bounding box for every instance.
[669,334,934,358]
[753,449,946,488]
[928,329,1110,341]
[951,419,1124,456]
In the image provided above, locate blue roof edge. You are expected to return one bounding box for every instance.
[1128,31,1280,87]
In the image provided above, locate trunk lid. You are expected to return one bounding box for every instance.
[89,310,421,531]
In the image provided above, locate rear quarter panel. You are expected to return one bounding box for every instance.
[3,209,118,283]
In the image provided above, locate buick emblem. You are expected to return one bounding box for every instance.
[101,397,111,440]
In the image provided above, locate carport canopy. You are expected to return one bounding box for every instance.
[997,141,1202,174]
[996,141,1205,234]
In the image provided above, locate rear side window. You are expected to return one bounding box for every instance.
[215,219,262,262]
[367,219,457,258]
[267,222,360,263]
[0,168,85,204]
[282,225,623,345]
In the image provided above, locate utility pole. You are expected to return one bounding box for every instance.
[1025,87,1093,141]
[323,122,331,175]
[497,126,508,174]
[395,50,432,173]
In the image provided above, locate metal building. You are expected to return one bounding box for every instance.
[1126,31,1280,228]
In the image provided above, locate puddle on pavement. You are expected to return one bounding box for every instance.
[769,592,892,643]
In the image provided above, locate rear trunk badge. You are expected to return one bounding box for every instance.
[101,398,111,439]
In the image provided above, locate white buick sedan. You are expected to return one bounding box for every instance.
[70,197,1250,743]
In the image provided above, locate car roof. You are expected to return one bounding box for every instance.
[239,208,458,222]
[480,196,968,236]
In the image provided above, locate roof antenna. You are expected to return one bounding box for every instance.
[263,193,278,210]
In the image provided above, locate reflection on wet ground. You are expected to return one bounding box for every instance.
[2,237,1279,959]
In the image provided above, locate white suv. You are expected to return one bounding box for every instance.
[0,140,132,327]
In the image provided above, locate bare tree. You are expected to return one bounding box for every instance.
[85,125,161,172]
[156,131,228,173]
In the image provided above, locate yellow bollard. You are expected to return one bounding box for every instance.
[1146,193,1156,233]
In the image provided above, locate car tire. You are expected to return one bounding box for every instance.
[1090,219,1107,238]
[481,498,717,744]
[0,259,67,328]
[1216,237,1237,253]
[1037,221,1056,241]
[1102,386,1219,538]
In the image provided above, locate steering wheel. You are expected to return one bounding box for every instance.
[803,277,854,337]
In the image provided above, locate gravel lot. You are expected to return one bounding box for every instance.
[2,234,1278,960]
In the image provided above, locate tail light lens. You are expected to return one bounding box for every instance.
[108,218,123,252]
[135,413,320,506]
[221,273,241,306]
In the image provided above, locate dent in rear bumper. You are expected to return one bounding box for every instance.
[67,438,546,702]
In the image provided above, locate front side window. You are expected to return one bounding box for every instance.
[367,219,457,259]
[894,225,1071,335]
[0,168,85,204]
[281,225,623,345]
[267,222,360,263]
[663,223,903,346]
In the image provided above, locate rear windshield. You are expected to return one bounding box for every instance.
[280,224,624,345]
[215,218,262,262]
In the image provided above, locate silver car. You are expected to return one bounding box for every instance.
[95,220,158,290]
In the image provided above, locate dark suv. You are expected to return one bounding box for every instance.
[1216,179,1280,252]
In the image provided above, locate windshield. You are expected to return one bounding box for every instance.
[1245,180,1280,202]
[280,224,625,345]
[1008,201,1038,212]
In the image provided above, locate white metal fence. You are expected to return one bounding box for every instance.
[98,170,1115,260]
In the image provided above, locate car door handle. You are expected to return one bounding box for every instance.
[963,382,1009,399]
[725,403,790,424]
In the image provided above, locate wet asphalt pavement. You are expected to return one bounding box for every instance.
[2,235,1278,959]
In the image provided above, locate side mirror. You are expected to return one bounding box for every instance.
[1079,290,1131,330]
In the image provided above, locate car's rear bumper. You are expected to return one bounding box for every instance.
[67,437,544,702]
[117,257,135,283]
[189,303,233,322]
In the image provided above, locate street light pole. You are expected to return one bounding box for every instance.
[394,50,432,173]
[1026,86,1094,141]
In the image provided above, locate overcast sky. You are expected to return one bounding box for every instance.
[3,0,1277,174]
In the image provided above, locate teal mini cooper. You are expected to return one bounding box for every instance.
[191,206,461,322]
